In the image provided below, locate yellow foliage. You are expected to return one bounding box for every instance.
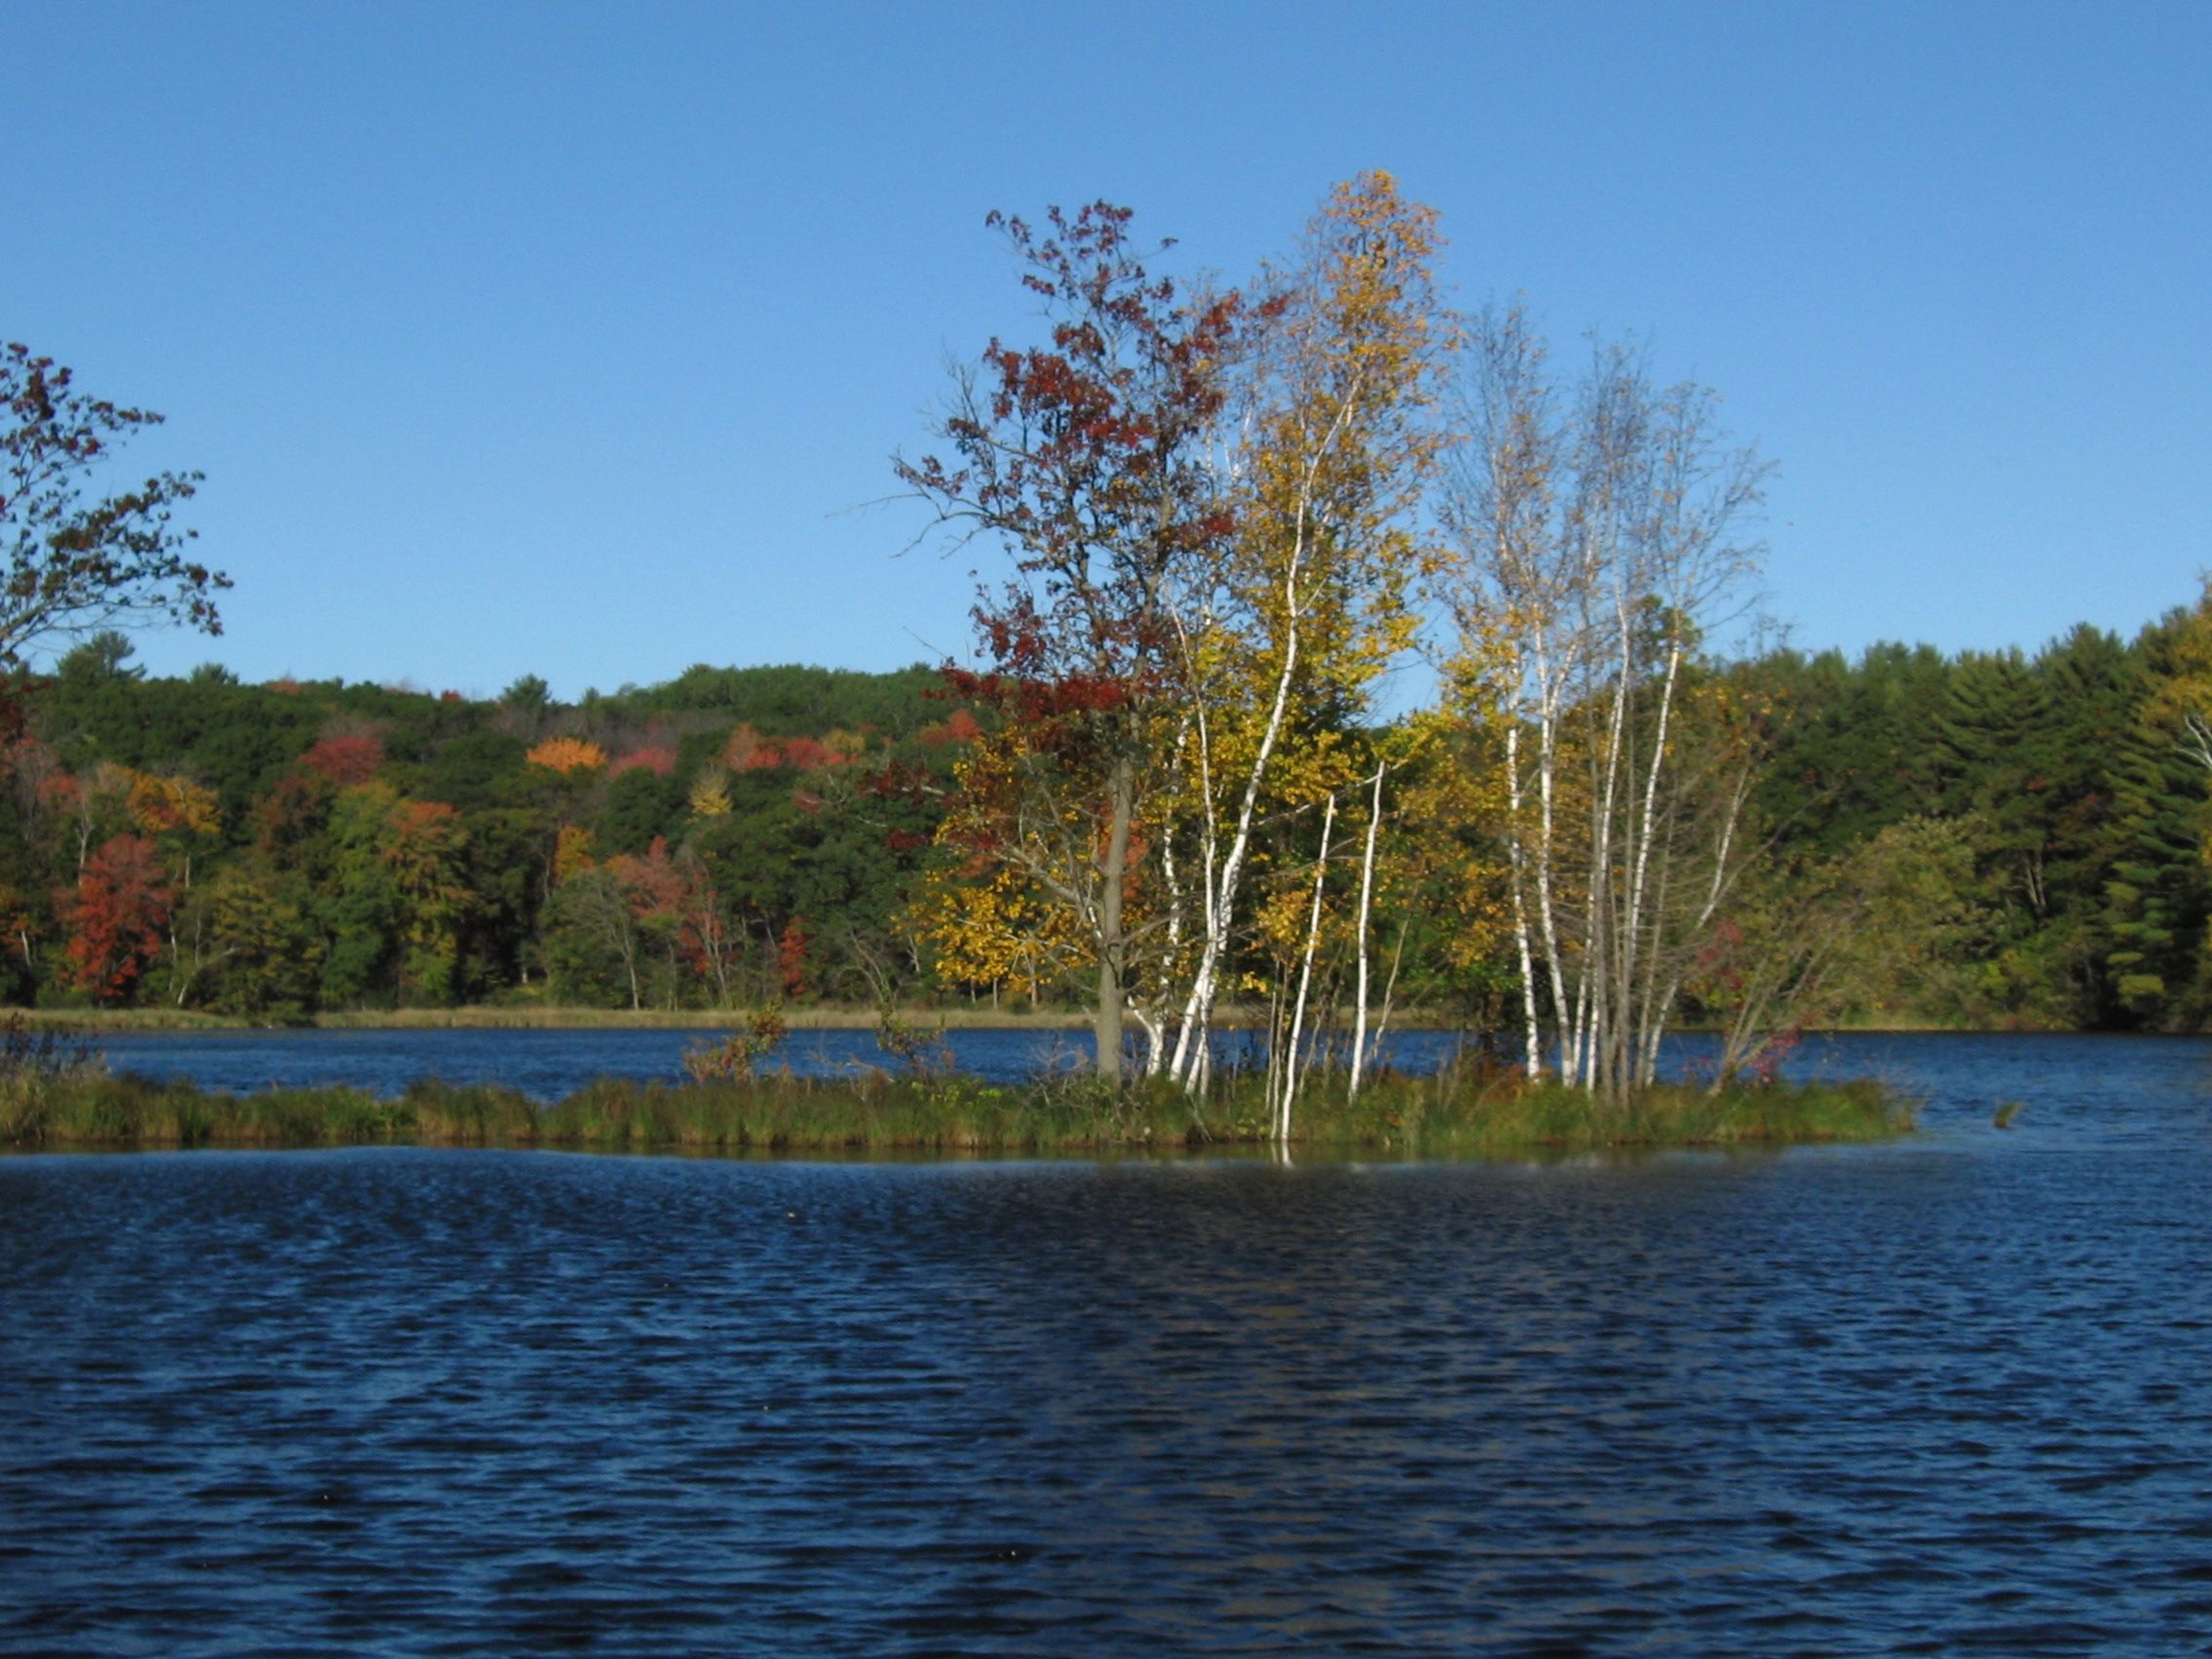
[1232,169,1449,698]
[909,859,1082,998]
[2145,577,2212,775]
[126,772,221,840]
[1140,172,1455,1021]
[553,824,596,883]
[688,767,733,817]
[905,175,1467,1036]
[1391,712,1514,977]
[527,736,608,774]
[905,730,1097,997]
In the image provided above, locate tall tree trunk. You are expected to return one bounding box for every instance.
[1532,666,1575,1086]
[1349,761,1387,1097]
[1093,755,1135,1081]
[1505,721,1543,1077]
[1277,793,1336,1141]
[1168,531,1307,1089]
[1584,582,1635,1100]
[1622,642,1681,1080]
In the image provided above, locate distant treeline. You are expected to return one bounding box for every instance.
[0,642,964,1016]
[4,594,2212,1031]
[1748,610,2211,1030]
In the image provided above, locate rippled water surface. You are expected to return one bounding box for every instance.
[81,1022,1452,1094]
[5,1033,2211,1654]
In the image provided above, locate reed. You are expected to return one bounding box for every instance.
[1,1063,1912,1156]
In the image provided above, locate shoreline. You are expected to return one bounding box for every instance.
[7,1005,2080,1036]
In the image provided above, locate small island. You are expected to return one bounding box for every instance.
[2,1047,1908,1157]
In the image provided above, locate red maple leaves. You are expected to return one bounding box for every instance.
[60,835,170,1003]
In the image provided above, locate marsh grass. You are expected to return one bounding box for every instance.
[1,1056,1912,1156]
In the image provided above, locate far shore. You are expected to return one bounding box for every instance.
[4,1005,2006,1036]
[15,1005,1100,1033]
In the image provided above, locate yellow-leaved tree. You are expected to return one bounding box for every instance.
[902,175,1456,1100]
[1154,171,1453,1128]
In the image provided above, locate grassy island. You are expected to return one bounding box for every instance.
[0,1066,1913,1158]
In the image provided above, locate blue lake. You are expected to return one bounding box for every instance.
[3,1032,2210,1653]
[77,1022,1478,1096]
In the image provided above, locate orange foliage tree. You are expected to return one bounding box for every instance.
[724,725,778,771]
[779,735,844,772]
[777,917,811,999]
[526,736,607,774]
[669,846,740,1004]
[605,837,737,1004]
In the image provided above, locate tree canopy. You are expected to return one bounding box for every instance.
[1,343,225,669]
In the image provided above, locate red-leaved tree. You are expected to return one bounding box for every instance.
[300,733,385,786]
[608,745,678,779]
[62,834,171,1003]
[777,916,811,1000]
[895,203,1256,1077]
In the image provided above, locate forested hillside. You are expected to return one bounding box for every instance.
[0,642,967,1016]
[6,590,2212,1031]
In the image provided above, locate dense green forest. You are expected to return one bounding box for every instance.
[6,592,2212,1032]
[1747,611,2212,1030]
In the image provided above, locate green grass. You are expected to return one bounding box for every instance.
[0,1065,1914,1156]
[13,1006,245,1031]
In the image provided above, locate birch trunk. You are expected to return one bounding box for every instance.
[1277,792,1336,1142]
[1504,720,1544,1078]
[1347,760,1387,1097]
[1093,754,1136,1082]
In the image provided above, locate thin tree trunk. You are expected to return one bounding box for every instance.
[1093,754,1135,1081]
[1650,762,1753,1085]
[1504,719,1543,1078]
[1170,381,1368,1090]
[1531,663,1575,1087]
[1584,580,1634,1099]
[1348,760,1387,1097]
[1373,922,1407,1062]
[1169,559,1304,1087]
[1278,792,1337,1142]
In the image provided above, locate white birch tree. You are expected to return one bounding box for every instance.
[1157,171,1452,1093]
[1441,308,1770,1097]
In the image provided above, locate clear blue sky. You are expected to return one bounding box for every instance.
[4,2,2206,697]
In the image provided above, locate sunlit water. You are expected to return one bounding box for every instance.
[3,1033,2210,1654]
[76,1022,1448,1096]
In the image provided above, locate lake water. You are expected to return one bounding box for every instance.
[3,1033,2209,1653]
[76,1022,1475,1096]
